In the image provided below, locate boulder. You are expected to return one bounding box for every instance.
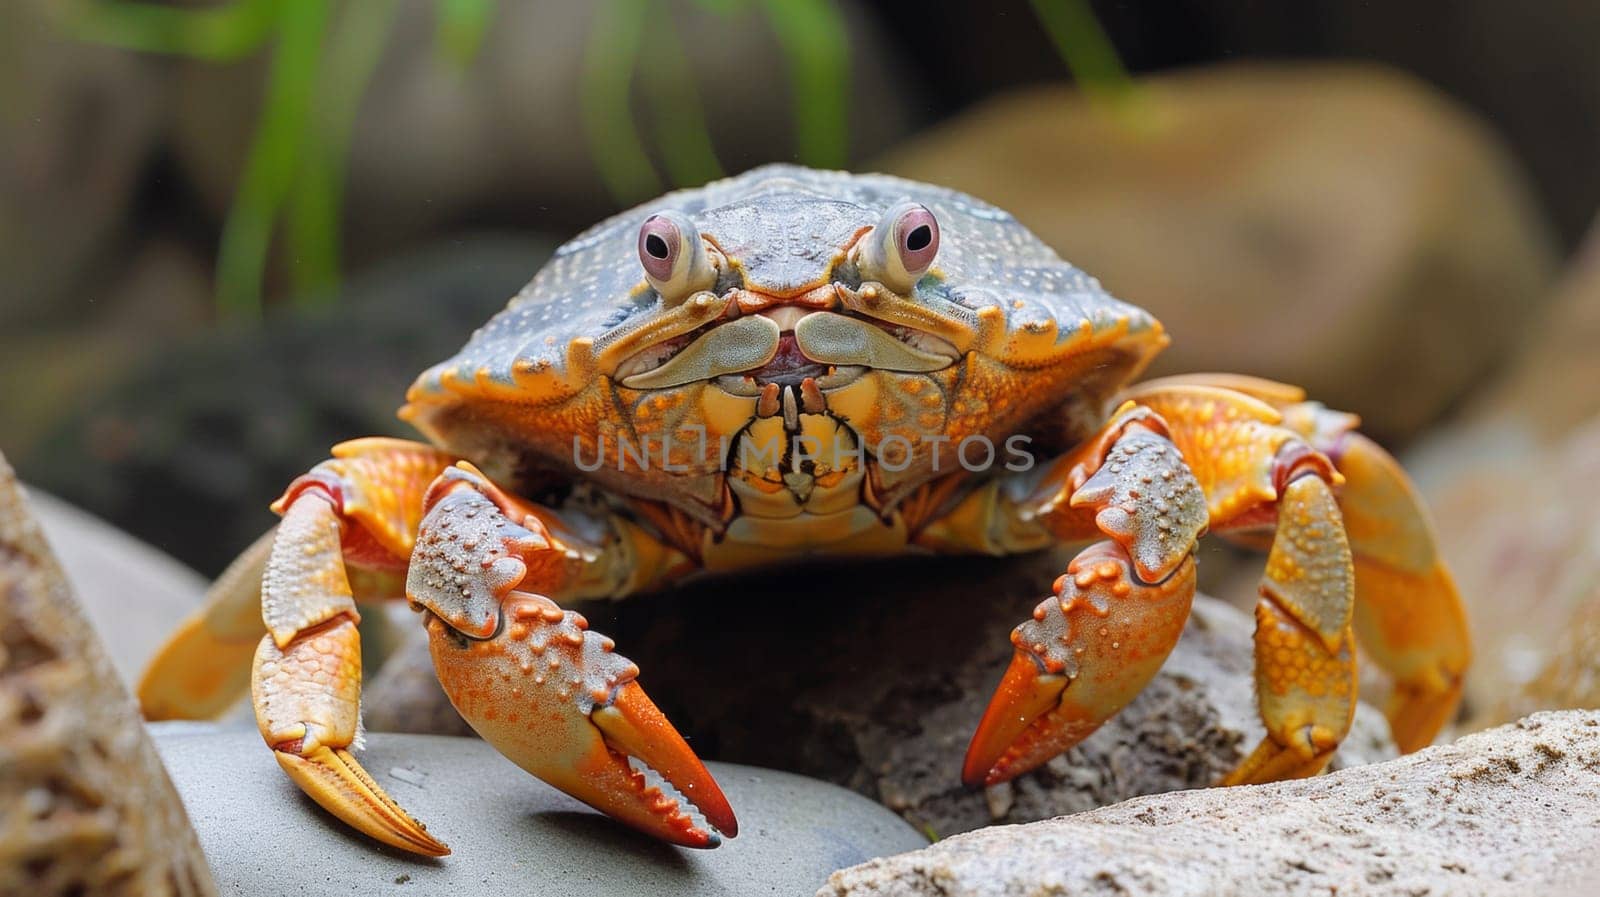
[23,488,206,687]
[878,64,1560,443]
[152,726,926,897]
[822,710,1600,897]
[1406,219,1600,729]
[0,454,215,897]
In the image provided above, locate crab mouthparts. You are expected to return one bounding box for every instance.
[746,333,831,386]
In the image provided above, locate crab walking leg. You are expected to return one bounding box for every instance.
[963,406,1210,786]
[1315,428,1470,751]
[1144,374,1471,751]
[967,387,1362,786]
[139,437,455,724]
[139,528,275,720]
[1125,383,1358,784]
[408,464,736,848]
[251,439,458,857]
[1221,472,1357,783]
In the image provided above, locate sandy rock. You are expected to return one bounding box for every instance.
[0,455,215,896]
[366,549,1394,836]
[822,710,1600,897]
[152,726,926,896]
[878,64,1559,442]
[1405,221,1600,729]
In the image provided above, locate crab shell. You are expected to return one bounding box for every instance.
[401,165,1166,533]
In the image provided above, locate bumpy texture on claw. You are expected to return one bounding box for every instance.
[964,542,1196,787]
[412,467,736,848]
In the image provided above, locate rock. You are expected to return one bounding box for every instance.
[150,725,926,896]
[821,710,1600,897]
[23,488,206,686]
[0,239,215,458]
[1404,218,1600,730]
[0,3,166,332]
[0,454,216,896]
[878,64,1560,443]
[365,550,1394,837]
[1453,213,1600,439]
[1094,1,1600,245]
[18,235,554,575]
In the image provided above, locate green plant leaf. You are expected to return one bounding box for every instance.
[64,0,279,62]
[435,0,495,68]
[638,4,724,188]
[1028,0,1132,101]
[215,0,329,319]
[757,0,849,169]
[582,0,662,203]
[285,0,401,307]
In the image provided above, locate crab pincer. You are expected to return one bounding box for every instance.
[410,465,736,848]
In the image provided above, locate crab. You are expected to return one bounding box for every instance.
[138,165,1470,855]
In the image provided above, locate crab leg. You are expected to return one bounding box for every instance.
[408,464,736,848]
[963,542,1196,786]
[140,437,452,722]
[251,438,456,856]
[1124,383,1358,784]
[1150,374,1471,751]
[139,528,275,720]
[967,387,1362,787]
[1303,419,1470,751]
[964,405,1209,785]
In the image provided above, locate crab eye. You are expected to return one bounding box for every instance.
[637,210,715,305]
[855,201,940,294]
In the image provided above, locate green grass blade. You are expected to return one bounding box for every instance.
[582,0,662,204]
[215,0,329,319]
[434,0,495,68]
[638,5,724,188]
[285,0,401,306]
[757,0,849,169]
[1028,0,1132,101]
[63,0,279,62]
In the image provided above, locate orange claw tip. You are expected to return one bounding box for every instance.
[962,650,1069,788]
[592,681,739,845]
[274,746,451,857]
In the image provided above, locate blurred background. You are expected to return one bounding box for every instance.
[3,0,1598,729]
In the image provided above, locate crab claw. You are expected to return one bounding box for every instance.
[963,542,1196,787]
[962,651,1072,788]
[426,593,736,848]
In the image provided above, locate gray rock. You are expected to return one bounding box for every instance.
[878,66,1560,443]
[821,710,1600,897]
[151,726,927,896]
[365,550,1394,837]
[24,488,207,686]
